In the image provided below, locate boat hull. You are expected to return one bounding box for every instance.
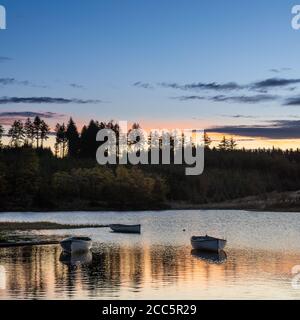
[60,238,92,253]
[191,237,227,252]
[110,224,141,234]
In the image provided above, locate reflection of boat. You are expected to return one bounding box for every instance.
[191,249,227,264]
[109,224,141,234]
[191,235,227,252]
[59,251,93,266]
[60,237,92,253]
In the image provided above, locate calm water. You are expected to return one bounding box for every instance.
[0,210,300,300]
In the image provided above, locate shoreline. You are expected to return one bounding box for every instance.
[1,190,300,214]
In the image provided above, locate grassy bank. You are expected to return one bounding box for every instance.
[170,190,300,212]
[0,221,108,231]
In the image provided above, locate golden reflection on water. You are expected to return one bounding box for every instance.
[0,243,300,299]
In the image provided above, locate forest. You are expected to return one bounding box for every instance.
[0,116,300,211]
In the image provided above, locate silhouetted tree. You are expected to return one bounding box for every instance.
[8,120,25,147]
[55,123,68,157]
[218,136,229,151]
[229,137,237,150]
[80,120,100,158]
[0,124,4,147]
[204,132,212,148]
[40,120,50,148]
[24,118,35,146]
[32,116,50,148]
[33,116,42,148]
[66,118,80,157]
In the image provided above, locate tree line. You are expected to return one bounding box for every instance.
[1,117,300,211]
[0,117,239,158]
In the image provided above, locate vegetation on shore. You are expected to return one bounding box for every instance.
[0,222,108,231]
[1,117,300,211]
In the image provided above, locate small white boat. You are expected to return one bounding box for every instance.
[109,224,141,234]
[60,237,92,253]
[191,235,227,252]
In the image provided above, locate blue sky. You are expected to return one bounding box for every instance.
[1,0,300,146]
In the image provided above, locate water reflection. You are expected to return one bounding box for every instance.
[191,250,227,264]
[59,252,93,268]
[0,243,299,299]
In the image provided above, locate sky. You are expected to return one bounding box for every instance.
[1,0,300,148]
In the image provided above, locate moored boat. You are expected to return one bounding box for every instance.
[60,237,92,253]
[109,224,141,234]
[191,235,227,252]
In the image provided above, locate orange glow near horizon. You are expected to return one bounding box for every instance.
[2,117,300,151]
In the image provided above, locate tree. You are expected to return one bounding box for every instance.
[66,118,80,157]
[40,120,50,148]
[55,123,68,157]
[32,116,50,148]
[24,118,35,146]
[80,120,100,158]
[8,120,25,147]
[229,137,237,150]
[33,116,42,148]
[204,132,212,149]
[218,136,229,151]
[0,125,4,147]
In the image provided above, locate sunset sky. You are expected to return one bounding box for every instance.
[1,0,300,149]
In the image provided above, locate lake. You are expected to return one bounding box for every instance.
[0,210,300,300]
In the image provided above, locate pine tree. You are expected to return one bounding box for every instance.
[40,120,50,148]
[55,123,68,157]
[8,120,25,147]
[229,137,237,150]
[0,124,4,147]
[80,120,99,158]
[33,116,42,148]
[24,118,35,146]
[204,132,212,148]
[218,136,229,151]
[66,118,80,157]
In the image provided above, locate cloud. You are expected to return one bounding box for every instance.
[70,83,85,89]
[269,67,291,73]
[0,97,102,104]
[0,57,12,63]
[135,77,300,95]
[0,111,64,118]
[251,78,300,90]
[174,94,278,104]
[211,94,278,103]
[0,111,65,126]
[283,96,300,106]
[207,120,300,139]
[220,114,257,119]
[174,95,206,101]
[159,81,242,91]
[133,82,154,89]
[0,78,31,86]
[0,77,48,88]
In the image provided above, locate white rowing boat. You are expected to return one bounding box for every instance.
[191,235,227,252]
[109,224,141,234]
[60,237,92,253]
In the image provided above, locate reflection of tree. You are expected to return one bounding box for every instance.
[0,245,299,299]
